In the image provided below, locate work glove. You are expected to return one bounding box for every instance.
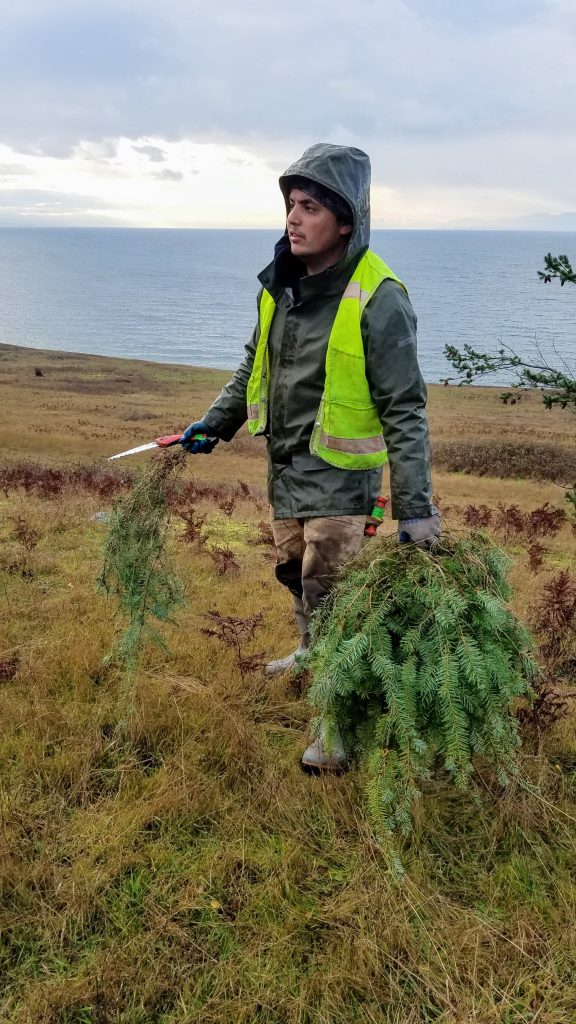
[398,513,441,549]
[180,420,220,455]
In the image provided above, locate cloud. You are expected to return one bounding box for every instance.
[0,188,119,225]
[0,1,573,224]
[0,139,281,227]
[153,169,184,181]
[133,145,167,163]
[0,164,33,177]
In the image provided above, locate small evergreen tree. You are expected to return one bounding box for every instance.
[307,533,537,841]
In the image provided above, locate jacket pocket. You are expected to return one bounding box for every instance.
[291,452,327,473]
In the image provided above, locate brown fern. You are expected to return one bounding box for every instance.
[530,571,576,677]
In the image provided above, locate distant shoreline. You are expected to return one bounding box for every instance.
[0,340,237,376]
[0,341,244,389]
[0,338,539,394]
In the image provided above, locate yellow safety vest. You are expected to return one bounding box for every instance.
[246,249,406,470]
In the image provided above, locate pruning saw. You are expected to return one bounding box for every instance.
[108,433,206,461]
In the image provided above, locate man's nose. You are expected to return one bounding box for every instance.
[287,205,299,224]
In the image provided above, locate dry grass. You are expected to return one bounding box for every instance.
[1,343,576,1023]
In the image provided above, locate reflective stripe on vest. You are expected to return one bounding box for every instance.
[246,249,406,470]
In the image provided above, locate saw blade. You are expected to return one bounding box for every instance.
[108,441,159,460]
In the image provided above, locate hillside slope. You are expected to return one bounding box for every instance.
[1,344,575,1023]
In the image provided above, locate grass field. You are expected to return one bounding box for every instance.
[1,342,575,1023]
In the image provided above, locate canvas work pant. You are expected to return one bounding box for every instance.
[270,516,367,631]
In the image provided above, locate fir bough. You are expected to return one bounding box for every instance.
[307,532,537,840]
[98,451,185,718]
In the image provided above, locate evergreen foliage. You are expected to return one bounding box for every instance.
[307,533,537,840]
[98,451,185,716]
[444,342,576,410]
[538,252,576,287]
[444,252,576,410]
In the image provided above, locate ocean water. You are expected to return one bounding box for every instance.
[0,227,574,383]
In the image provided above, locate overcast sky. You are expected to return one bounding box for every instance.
[0,0,575,229]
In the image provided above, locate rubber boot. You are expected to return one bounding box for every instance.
[265,599,310,676]
[301,719,348,772]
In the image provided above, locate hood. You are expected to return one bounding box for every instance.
[279,142,371,256]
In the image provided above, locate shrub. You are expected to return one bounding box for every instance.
[201,611,264,677]
[462,504,493,528]
[0,652,19,682]
[0,461,132,499]
[10,516,40,551]
[209,546,240,575]
[432,441,576,483]
[517,674,573,737]
[530,571,576,679]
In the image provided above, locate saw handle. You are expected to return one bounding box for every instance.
[155,433,205,447]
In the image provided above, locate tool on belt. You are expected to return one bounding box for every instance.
[364,496,389,537]
[108,433,204,461]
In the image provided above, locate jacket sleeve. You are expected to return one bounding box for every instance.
[362,279,434,520]
[201,293,261,442]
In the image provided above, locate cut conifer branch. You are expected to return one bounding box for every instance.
[98,450,186,724]
[307,532,537,841]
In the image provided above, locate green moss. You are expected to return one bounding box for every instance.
[199,513,259,552]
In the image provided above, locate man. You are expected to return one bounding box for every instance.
[180,143,439,769]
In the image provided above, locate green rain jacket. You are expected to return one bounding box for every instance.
[201,143,434,521]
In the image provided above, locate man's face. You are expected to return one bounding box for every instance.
[286,189,352,274]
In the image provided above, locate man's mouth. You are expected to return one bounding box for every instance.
[289,232,304,242]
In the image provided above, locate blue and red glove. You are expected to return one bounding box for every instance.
[180,420,220,455]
